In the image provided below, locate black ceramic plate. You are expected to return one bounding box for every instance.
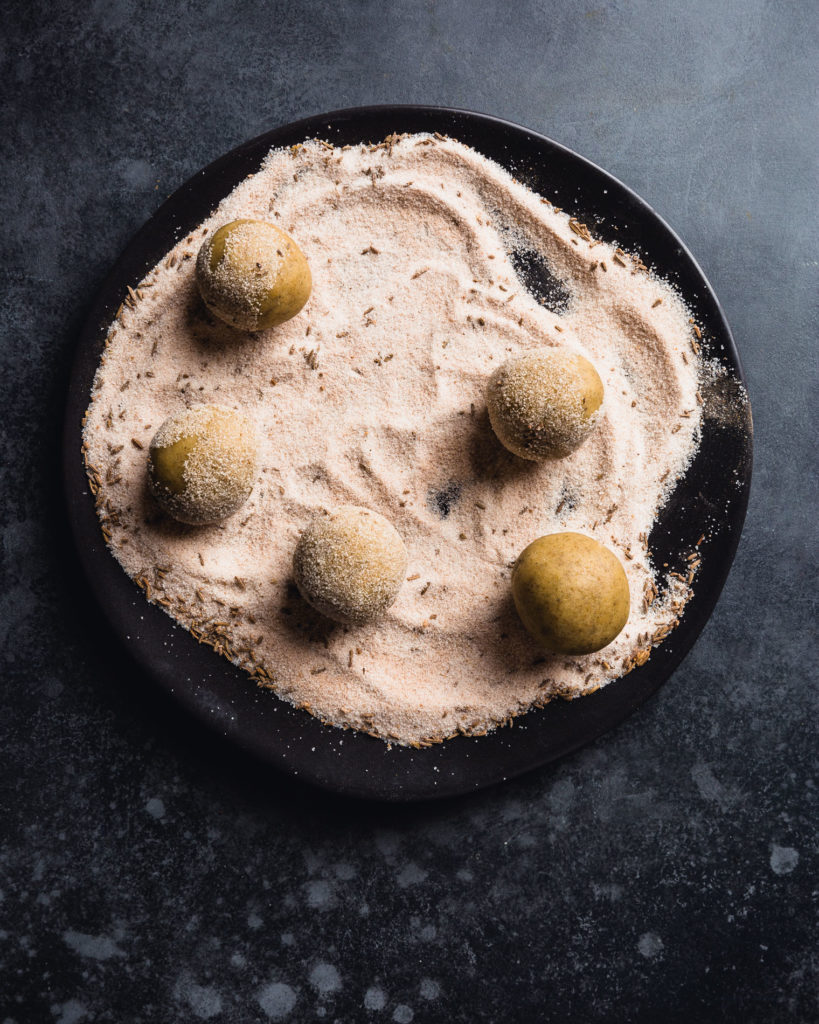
[63,106,752,801]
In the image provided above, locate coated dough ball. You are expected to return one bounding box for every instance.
[148,404,257,525]
[487,350,603,460]
[293,506,408,625]
[511,532,629,654]
[196,219,312,331]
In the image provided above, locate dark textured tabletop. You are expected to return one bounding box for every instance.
[2,1,816,1021]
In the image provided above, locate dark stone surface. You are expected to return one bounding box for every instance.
[1,1,816,1021]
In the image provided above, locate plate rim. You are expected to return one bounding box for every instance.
[62,104,753,801]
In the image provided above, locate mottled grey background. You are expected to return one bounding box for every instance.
[1,0,817,1021]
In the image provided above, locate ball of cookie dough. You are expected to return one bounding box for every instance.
[148,404,257,525]
[196,219,311,331]
[293,506,408,625]
[511,532,629,654]
[486,350,603,460]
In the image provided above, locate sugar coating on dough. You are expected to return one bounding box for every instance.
[293,506,408,624]
[196,220,287,329]
[487,351,603,460]
[149,404,257,525]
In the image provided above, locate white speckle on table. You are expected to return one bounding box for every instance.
[770,844,799,875]
[53,1000,87,1024]
[393,1005,414,1023]
[183,982,222,1019]
[257,981,298,1020]
[309,962,342,996]
[638,932,664,959]
[62,930,125,961]
[364,986,387,1011]
[419,978,440,1000]
[397,863,427,888]
[304,879,334,909]
[247,911,263,930]
[145,797,165,819]
[44,678,64,698]
[691,762,737,811]
[592,883,624,902]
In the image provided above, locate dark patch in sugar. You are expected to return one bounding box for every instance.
[427,481,461,518]
[508,246,572,315]
[556,485,576,514]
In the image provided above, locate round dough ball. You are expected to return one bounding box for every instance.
[293,506,408,625]
[148,404,257,525]
[196,219,312,331]
[487,350,604,460]
[511,532,629,654]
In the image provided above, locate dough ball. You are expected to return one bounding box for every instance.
[486,350,603,460]
[511,532,629,654]
[293,506,408,625]
[196,219,311,331]
[148,404,257,525]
